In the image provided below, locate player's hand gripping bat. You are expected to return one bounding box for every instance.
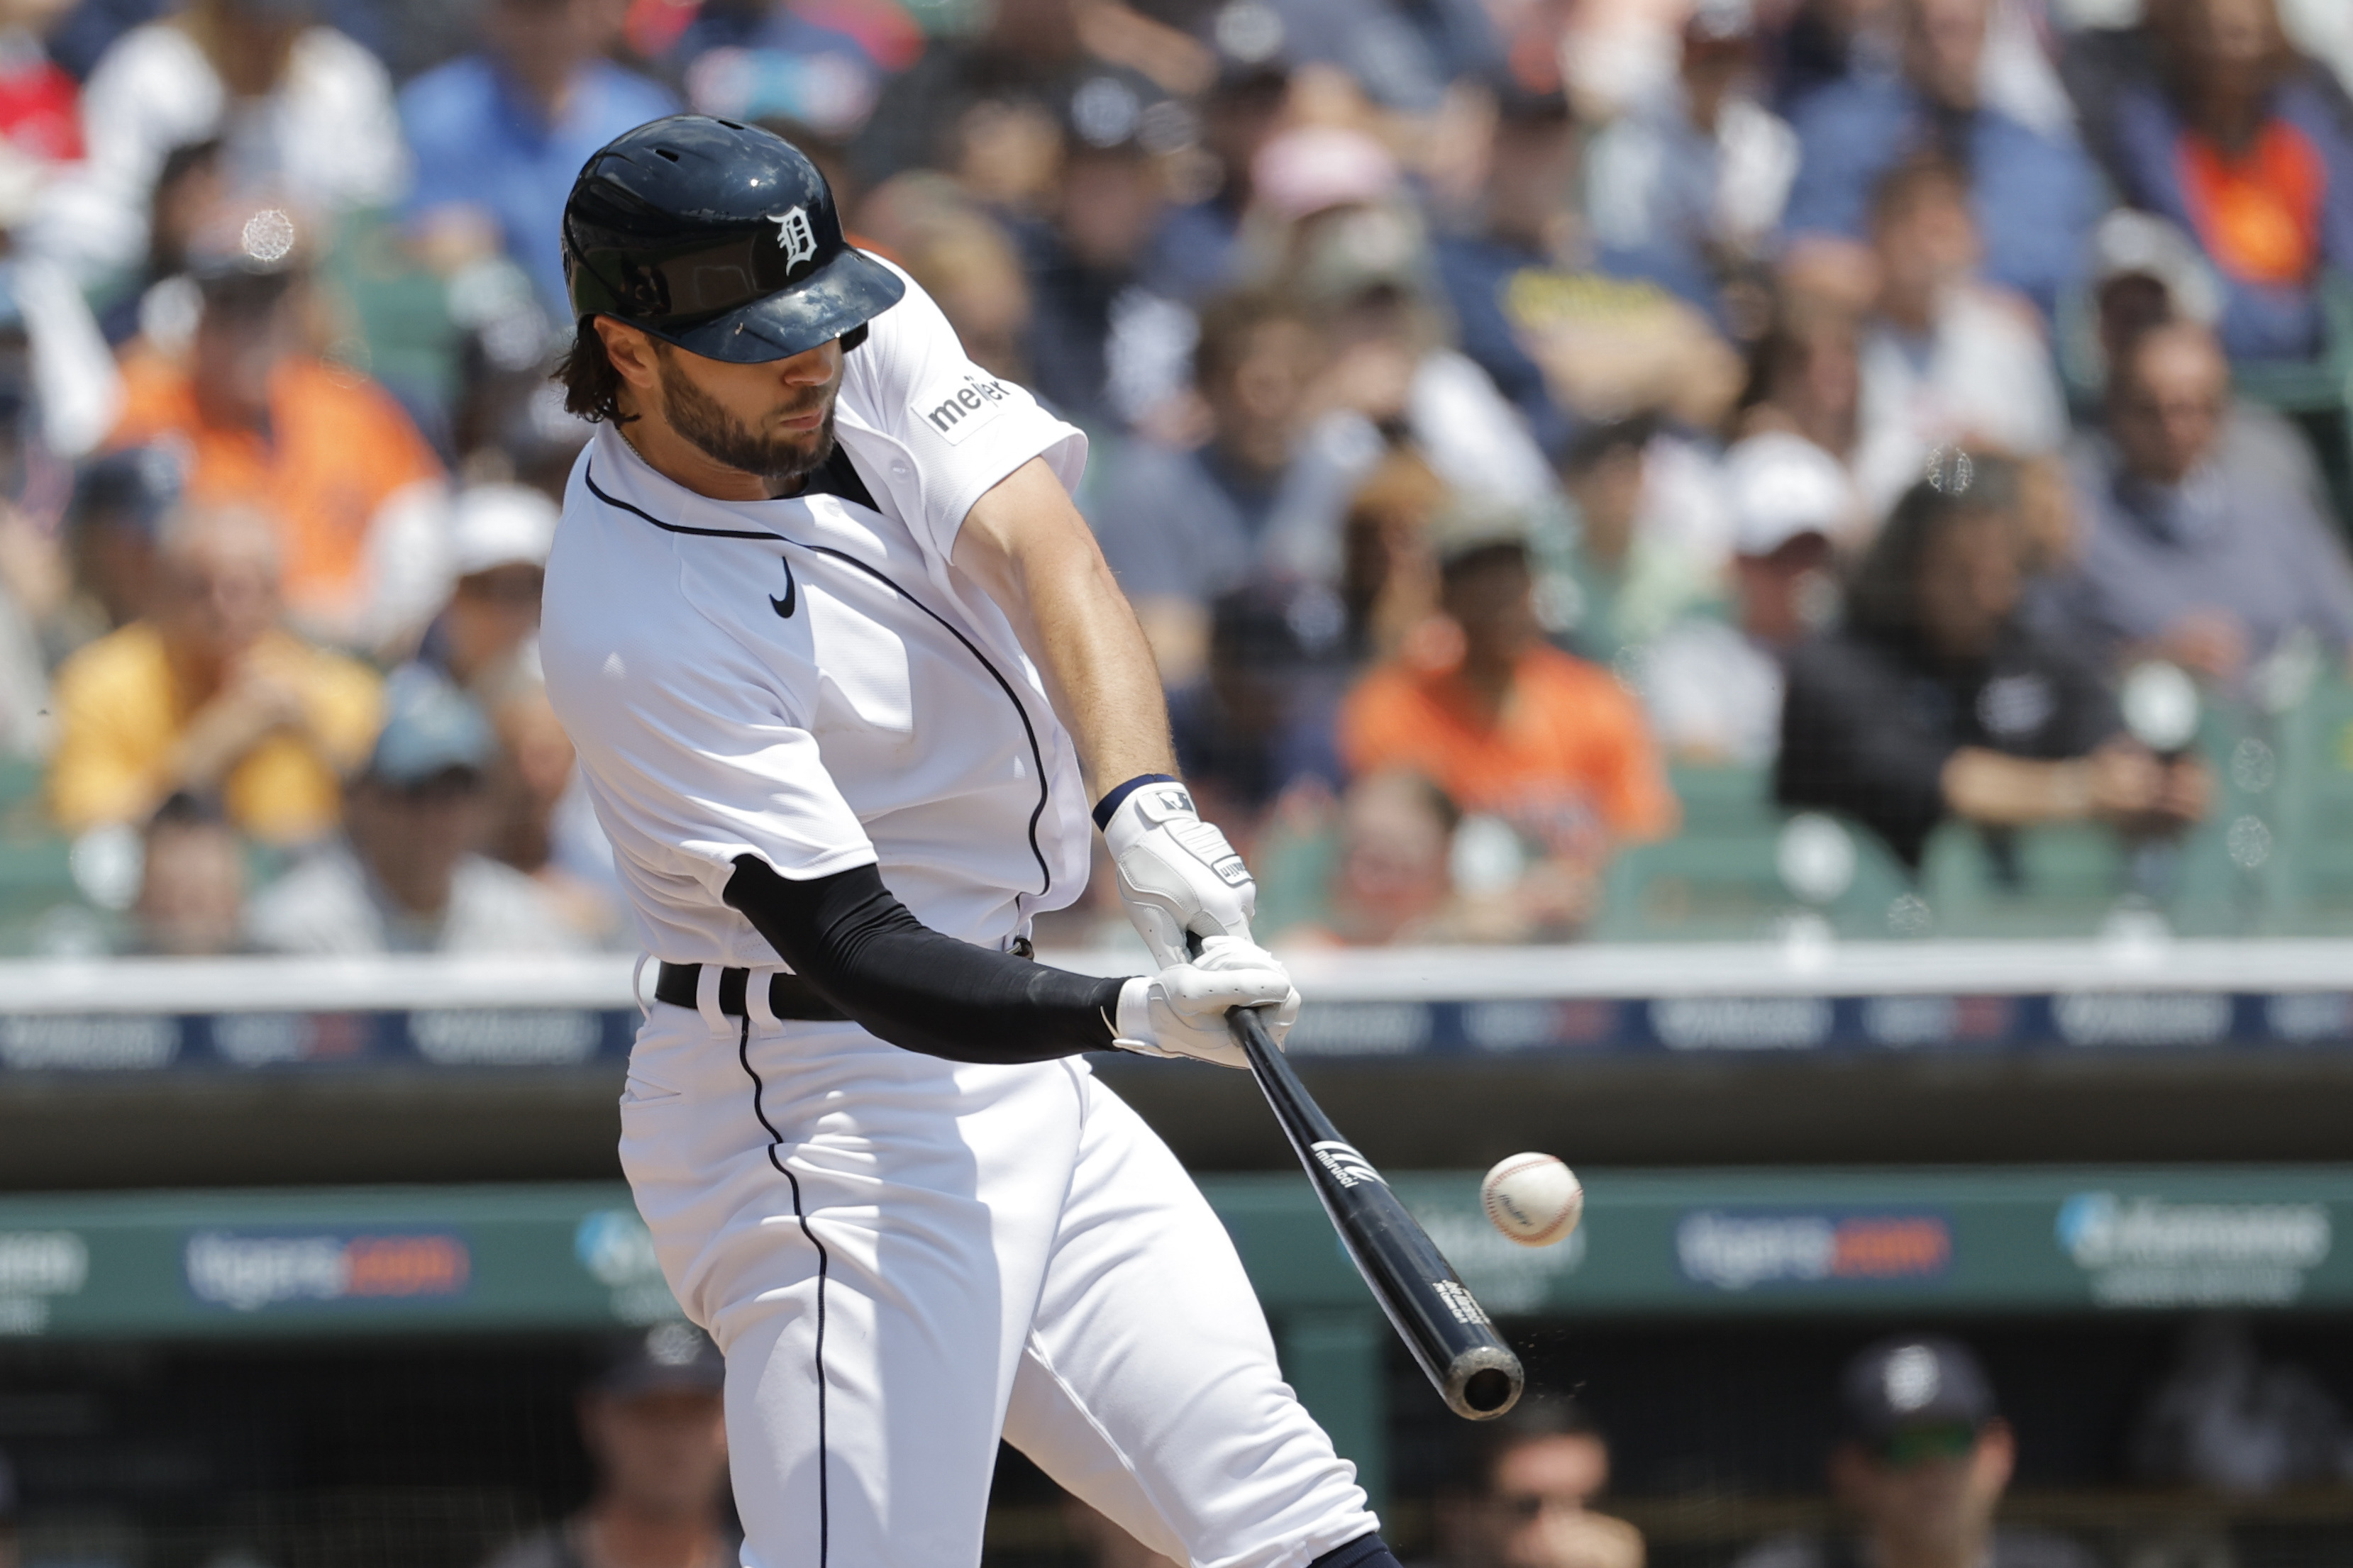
[1227,1004,1524,1420]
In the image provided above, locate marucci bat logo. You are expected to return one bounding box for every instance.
[1431,1279,1493,1327]
[1312,1140,1386,1189]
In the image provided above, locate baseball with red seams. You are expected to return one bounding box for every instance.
[1481,1153,1582,1247]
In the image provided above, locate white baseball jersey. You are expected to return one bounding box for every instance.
[543,261,1092,962]
[541,265,1377,1568]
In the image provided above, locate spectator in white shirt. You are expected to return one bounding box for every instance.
[31,0,407,283]
[1850,156,2069,515]
[247,670,582,955]
[1643,431,1846,766]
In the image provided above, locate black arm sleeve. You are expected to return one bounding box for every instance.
[721,855,1129,1064]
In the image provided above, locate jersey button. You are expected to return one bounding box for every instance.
[891,461,911,477]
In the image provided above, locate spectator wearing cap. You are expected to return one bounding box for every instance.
[1642,430,1847,766]
[1339,501,1677,933]
[1780,0,2100,323]
[48,505,381,845]
[1245,123,1560,559]
[478,1323,736,1568]
[1584,0,1801,323]
[1013,72,1185,432]
[52,445,177,660]
[1847,156,2070,518]
[399,481,617,935]
[245,671,581,953]
[1142,63,1289,305]
[2054,318,2353,688]
[104,202,448,655]
[1727,294,1870,523]
[1777,460,2205,871]
[1434,1401,1644,1568]
[416,482,557,696]
[2095,0,2353,363]
[30,0,406,284]
[398,0,676,319]
[2082,209,2330,514]
[1732,1335,2098,1568]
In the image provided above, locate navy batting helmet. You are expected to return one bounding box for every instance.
[562,116,904,363]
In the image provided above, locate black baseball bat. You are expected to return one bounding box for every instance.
[1229,1006,1524,1420]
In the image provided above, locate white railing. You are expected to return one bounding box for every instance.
[0,935,2346,1014]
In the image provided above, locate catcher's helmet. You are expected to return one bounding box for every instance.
[563,116,904,363]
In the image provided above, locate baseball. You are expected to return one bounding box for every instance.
[1481,1153,1582,1247]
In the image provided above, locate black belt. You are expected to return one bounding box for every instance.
[654,962,848,1021]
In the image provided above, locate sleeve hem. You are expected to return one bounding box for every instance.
[933,427,1088,552]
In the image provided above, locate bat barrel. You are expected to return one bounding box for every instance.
[1229,1008,1526,1423]
[1447,1345,1523,1420]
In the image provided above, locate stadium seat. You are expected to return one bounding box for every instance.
[1595,765,1908,940]
[2267,669,2353,932]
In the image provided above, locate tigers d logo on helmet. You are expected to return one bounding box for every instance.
[771,206,817,271]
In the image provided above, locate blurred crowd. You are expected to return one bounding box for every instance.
[0,0,2340,950]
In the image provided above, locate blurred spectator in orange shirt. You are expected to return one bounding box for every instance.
[1339,501,1678,931]
[106,206,448,654]
[48,504,381,845]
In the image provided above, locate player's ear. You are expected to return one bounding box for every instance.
[596,318,663,392]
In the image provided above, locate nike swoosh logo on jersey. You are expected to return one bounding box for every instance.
[770,556,797,618]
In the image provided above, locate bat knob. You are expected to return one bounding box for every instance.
[1444,1344,1525,1421]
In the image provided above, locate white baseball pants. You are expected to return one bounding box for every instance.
[618,994,1379,1568]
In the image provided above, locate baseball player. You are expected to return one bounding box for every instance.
[540,116,1402,1568]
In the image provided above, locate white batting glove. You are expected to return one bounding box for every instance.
[1110,935,1300,1069]
[1100,778,1257,969]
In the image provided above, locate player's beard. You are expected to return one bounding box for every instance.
[658,360,839,491]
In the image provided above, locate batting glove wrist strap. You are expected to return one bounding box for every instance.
[1092,772,1181,830]
[1109,938,1300,1069]
[1100,778,1258,968]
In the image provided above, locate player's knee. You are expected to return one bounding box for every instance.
[1309,1534,1402,1568]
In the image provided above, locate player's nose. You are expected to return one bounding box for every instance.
[774,342,839,387]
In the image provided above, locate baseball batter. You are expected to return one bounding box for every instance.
[540,117,1401,1568]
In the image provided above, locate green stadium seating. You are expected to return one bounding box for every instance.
[2266,669,2353,931]
[1593,764,1910,940]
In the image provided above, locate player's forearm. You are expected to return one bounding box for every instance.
[955,459,1175,799]
[723,855,1126,1062]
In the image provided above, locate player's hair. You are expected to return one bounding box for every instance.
[554,322,635,426]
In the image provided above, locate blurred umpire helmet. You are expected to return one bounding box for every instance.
[563,115,904,364]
